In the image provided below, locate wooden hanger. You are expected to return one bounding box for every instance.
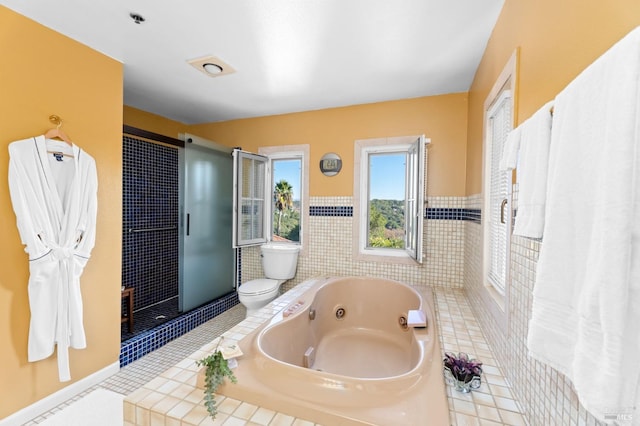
[45,115,74,158]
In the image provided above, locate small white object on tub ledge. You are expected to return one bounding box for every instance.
[407,310,427,328]
[221,344,243,360]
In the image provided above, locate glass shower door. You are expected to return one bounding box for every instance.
[180,141,234,312]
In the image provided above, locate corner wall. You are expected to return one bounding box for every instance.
[464,1,640,424]
[0,7,123,418]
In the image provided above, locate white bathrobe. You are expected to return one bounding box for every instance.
[8,135,97,382]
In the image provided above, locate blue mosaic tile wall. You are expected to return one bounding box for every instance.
[122,136,180,311]
[119,291,239,366]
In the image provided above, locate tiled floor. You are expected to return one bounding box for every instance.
[24,286,527,426]
[120,297,181,342]
[435,290,527,426]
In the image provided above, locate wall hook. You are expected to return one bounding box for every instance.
[49,114,62,127]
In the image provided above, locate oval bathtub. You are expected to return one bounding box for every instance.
[211,277,449,426]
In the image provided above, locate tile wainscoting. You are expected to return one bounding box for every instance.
[240,196,467,292]
[464,191,607,425]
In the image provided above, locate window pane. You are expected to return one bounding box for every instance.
[367,153,405,249]
[233,150,267,247]
[272,159,301,242]
[406,136,425,262]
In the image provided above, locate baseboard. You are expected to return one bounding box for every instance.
[0,361,119,426]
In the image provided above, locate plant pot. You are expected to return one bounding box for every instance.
[443,367,481,393]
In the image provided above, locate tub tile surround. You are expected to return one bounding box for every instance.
[123,281,323,426]
[124,277,525,425]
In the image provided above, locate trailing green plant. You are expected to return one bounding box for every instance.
[196,338,238,420]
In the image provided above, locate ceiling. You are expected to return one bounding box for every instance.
[1,0,504,125]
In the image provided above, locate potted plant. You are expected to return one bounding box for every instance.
[443,352,482,393]
[196,338,238,420]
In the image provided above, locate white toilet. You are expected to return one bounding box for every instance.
[238,243,300,316]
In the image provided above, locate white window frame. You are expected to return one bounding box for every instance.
[233,145,309,255]
[232,150,268,247]
[480,49,518,330]
[353,135,429,264]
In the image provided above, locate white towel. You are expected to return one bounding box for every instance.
[512,101,554,239]
[527,26,640,423]
[500,126,521,171]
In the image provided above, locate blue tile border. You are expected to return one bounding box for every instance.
[462,208,482,224]
[309,206,353,217]
[119,291,239,367]
[309,205,481,223]
[426,208,482,223]
[426,207,463,220]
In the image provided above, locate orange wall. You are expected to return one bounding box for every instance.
[189,94,469,197]
[0,7,123,418]
[123,105,187,139]
[466,0,640,195]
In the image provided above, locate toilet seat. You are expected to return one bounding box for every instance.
[238,278,280,296]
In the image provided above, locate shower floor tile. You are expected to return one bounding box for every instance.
[120,297,180,341]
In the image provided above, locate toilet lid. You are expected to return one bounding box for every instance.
[238,279,279,296]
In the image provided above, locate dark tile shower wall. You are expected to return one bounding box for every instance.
[122,136,179,311]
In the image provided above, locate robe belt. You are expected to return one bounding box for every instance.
[43,237,74,382]
[38,232,77,257]
[52,245,73,260]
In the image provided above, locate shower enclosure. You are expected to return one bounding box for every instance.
[180,135,235,312]
[122,131,235,340]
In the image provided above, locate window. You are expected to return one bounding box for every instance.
[233,145,309,253]
[481,49,517,323]
[354,135,428,264]
[232,150,268,247]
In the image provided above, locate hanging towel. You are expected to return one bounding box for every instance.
[500,126,521,171]
[527,26,640,423]
[500,101,554,239]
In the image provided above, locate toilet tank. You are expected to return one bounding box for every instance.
[261,243,300,280]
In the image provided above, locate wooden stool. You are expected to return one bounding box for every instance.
[121,287,134,332]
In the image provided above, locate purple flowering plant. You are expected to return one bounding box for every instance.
[443,352,483,383]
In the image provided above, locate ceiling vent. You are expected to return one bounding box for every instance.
[187,56,235,78]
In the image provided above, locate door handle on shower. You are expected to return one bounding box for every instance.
[186,213,190,236]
